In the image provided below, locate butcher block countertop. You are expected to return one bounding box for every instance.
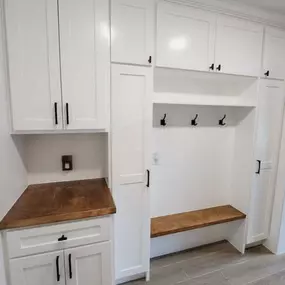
[0,178,116,230]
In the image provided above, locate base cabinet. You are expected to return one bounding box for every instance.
[10,251,65,285]
[5,218,113,285]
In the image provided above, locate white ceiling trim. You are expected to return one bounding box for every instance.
[163,0,285,28]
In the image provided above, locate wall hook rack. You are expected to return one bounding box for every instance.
[160,114,167,126]
[219,115,227,126]
[191,114,198,126]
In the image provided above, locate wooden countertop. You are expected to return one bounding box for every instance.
[0,178,116,230]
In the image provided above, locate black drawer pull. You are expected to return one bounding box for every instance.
[69,254,72,279]
[56,256,60,282]
[58,235,68,242]
[54,102,58,125]
[256,160,261,174]
[66,103,69,125]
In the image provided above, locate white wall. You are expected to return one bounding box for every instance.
[25,134,108,184]
[0,1,28,284]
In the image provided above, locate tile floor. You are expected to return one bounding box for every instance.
[126,242,285,285]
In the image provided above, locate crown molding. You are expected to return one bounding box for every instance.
[163,0,285,29]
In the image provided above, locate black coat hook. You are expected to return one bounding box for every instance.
[219,115,226,126]
[191,114,198,126]
[160,114,167,126]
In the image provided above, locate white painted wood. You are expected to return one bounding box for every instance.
[156,2,216,72]
[59,0,110,130]
[248,80,285,244]
[111,0,154,65]
[7,218,111,258]
[10,251,65,285]
[65,242,112,285]
[215,15,263,77]
[111,64,151,279]
[5,0,62,131]
[263,27,285,80]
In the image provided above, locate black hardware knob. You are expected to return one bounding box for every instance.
[264,70,270,77]
[209,63,214,71]
[58,235,68,241]
[216,64,221,71]
[148,56,152,64]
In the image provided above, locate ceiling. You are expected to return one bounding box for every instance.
[235,0,285,14]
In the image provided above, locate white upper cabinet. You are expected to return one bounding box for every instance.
[156,2,216,72]
[5,0,109,132]
[215,15,263,77]
[263,27,285,80]
[58,0,109,130]
[111,0,154,65]
[5,0,62,131]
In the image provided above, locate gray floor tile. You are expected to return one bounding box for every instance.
[250,270,285,285]
[179,270,231,285]
[151,241,230,270]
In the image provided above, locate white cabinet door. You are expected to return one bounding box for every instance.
[111,65,151,279]
[111,0,153,65]
[248,80,285,243]
[59,0,109,130]
[10,251,65,285]
[263,27,285,80]
[156,2,216,71]
[5,0,62,131]
[65,243,112,285]
[215,15,263,77]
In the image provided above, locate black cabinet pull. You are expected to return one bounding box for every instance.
[216,64,221,71]
[54,103,58,125]
[58,235,67,242]
[148,56,152,64]
[264,70,270,77]
[66,103,69,125]
[69,254,72,279]
[209,63,214,70]
[256,160,261,174]
[146,170,150,187]
[56,256,60,282]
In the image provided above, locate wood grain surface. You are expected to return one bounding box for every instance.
[0,178,116,230]
[151,205,246,238]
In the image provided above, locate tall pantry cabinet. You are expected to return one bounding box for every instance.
[111,0,154,280]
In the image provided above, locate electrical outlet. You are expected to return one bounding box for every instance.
[62,155,73,171]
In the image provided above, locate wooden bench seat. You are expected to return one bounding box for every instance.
[151,205,246,238]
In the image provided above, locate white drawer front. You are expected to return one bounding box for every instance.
[6,217,111,258]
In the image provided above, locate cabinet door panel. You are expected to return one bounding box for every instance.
[65,243,112,285]
[248,80,285,243]
[156,2,216,71]
[215,15,263,77]
[5,0,62,131]
[111,65,151,279]
[10,251,65,285]
[59,0,109,130]
[111,0,153,65]
[263,27,285,80]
